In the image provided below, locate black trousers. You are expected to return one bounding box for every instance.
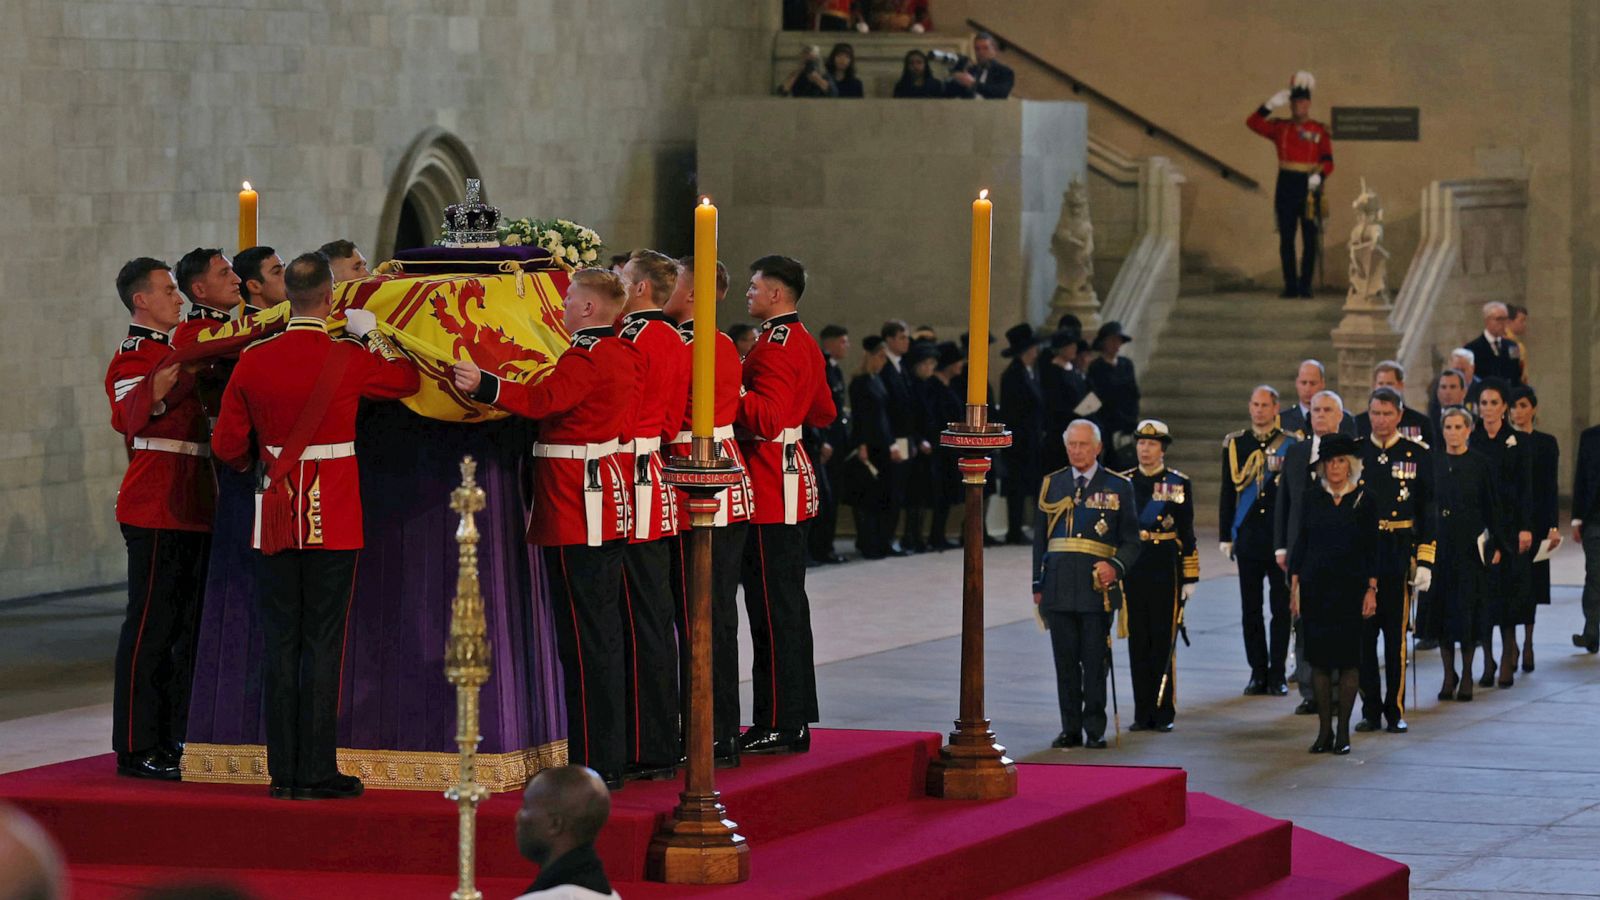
[115,525,210,755]
[1004,481,1032,539]
[1275,170,1318,293]
[1361,570,1410,722]
[255,548,358,786]
[807,455,839,561]
[883,458,908,550]
[741,523,820,729]
[1044,609,1110,739]
[620,539,680,766]
[1126,552,1179,727]
[545,541,626,776]
[1237,554,1291,681]
[670,523,748,744]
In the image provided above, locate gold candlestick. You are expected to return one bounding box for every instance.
[445,456,491,900]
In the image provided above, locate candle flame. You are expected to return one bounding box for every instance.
[699,196,711,206]
[978,189,989,200]
[242,181,252,191]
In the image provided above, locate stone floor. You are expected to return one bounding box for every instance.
[2,528,1597,898]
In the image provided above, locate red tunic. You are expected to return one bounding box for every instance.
[1246,109,1334,176]
[171,304,243,416]
[736,312,836,526]
[668,320,753,528]
[477,326,640,548]
[104,325,215,532]
[614,310,691,541]
[211,319,420,551]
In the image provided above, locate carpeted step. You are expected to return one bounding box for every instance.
[992,792,1292,899]
[1,728,940,885]
[1239,826,1409,899]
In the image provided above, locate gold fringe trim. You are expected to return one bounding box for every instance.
[180,741,568,793]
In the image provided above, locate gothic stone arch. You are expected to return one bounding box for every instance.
[375,128,484,262]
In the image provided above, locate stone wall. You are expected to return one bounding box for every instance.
[0,0,776,599]
[696,98,1087,375]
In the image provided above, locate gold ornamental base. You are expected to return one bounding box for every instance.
[180,740,567,793]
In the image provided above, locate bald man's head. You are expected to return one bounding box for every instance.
[515,766,611,867]
[0,805,62,900]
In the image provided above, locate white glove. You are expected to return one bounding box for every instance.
[1181,584,1195,603]
[910,23,925,33]
[1219,542,1233,560]
[1266,88,1291,110]
[1309,172,1323,191]
[1412,566,1432,593]
[344,308,377,337]
[855,20,869,33]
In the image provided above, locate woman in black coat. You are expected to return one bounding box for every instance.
[847,336,895,559]
[1468,379,1534,687]
[893,50,947,98]
[924,343,966,550]
[1429,407,1507,701]
[1509,385,1562,671]
[1289,435,1377,755]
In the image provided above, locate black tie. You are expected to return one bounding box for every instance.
[1075,475,1087,497]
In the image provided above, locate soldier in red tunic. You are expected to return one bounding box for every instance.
[734,255,837,755]
[104,258,216,781]
[612,250,691,779]
[664,254,753,766]
[170,248,243,414]
[1247,70,1334,298]
[452,268,640,790]
[213,252,419,800]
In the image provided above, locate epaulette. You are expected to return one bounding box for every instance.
[572,332,601,351]
[242,331,285,353]
[1167,468,1188,481]
[1114,468,1136,480]
[1103,469,1132,483]
[1412,438,1431,450]
[119,336,144,353]
[767,324,791,346]
[617,318,647,342]
[1222,428,1246,447]
[1042,465,1074,483]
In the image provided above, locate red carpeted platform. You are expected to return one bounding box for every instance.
[0,729,1407,899]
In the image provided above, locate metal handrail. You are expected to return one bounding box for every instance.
[968,18,1260,191]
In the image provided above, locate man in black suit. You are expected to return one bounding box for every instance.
[1354,360,1435,448]
[1463,301,1524,383]
[878,320,915,556]
[999,324,1046,544]
[808,324,850,564]
[1574,423,1600,653]
[1274,389,1347,713]
[1279,359,1357,438]
[944,32,1015,99]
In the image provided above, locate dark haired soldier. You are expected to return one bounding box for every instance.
[735,255,836,755]
[318,239,370,284]
[1356,387,1435,734]
[103,258,215,780]
[233,246,287,315]
[213,252,419,800]
[170,248,244,414]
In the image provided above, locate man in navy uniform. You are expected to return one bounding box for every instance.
[1221,386,1296,696]
[1033,419,1140,749]
[1119,420,1198,732]
[1356,387,1435,734]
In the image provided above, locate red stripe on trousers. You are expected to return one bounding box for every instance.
[559,548,590,765]
[755,528,779,727]
[621,568,641,760]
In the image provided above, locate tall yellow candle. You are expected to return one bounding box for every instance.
[692,197,718,438]
[966,189,992,406]
[238,181,259,251]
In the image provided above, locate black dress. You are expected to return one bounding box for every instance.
[923,375,964,507]
[845,372,893,555]
[1470,422,1533,626]
[1524,428,1560,608]
[1088,355,1140,467]
[894,75,946,98]
[1289,483,1378,668]
[1427,450,1505,644]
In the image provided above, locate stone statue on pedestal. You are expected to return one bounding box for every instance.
[1051,179,1099,324]
[1346,178,1389,309]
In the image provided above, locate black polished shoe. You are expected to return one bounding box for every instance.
[1050,731,1081,749]
[293,773,364,800]
[1478,671,1495,688]
[1333,732,1351,755]
[1309,732,1334,754]
[116,750,181,781]
[1128,721,1150,732]
[157,741,185,768]
[1522,645,1534,672]
[1386,718,1408,734]
[1083,736,1108,749]
[1456,681,1474,702]
[1270,679,1289,695]
[1574,633,1600,653]
[1294,699,1317,715]
[1242,676,1268,696]
[268,782,295,800]
[625,761,679,781]
[737,725,810,755]
[1414,637,1439,651]
[1155,722,1175,733]
[886,546,912,558]
[1354,719,1379,733]
[713,739,741,769]
[927,539,956,552]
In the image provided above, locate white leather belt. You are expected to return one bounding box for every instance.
[533,439,620,460]
[132,437,210,458]
[266,442,355,461]
[670,425,735,444]
[620,436,662,455]
[532,440,623,546]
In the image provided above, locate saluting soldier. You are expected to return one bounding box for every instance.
[613,249,692,780]
[1356,387,1435,734]
[734,255,836,755]
[104,258,216,781]
[214,252,419,800]
[453,268,639,790]
[664,254,754,767]
[1033,419,1140,750]
[1247,70,1333,298]
[1220,386,1296,696]
[1120,420,1198,732]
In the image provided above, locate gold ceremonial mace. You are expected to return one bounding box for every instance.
[445,457,491,900]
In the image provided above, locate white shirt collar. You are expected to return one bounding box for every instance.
[885,349,902,365]
[1071,462,1098,482]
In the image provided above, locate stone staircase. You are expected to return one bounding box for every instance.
[1140,292,1345,526]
